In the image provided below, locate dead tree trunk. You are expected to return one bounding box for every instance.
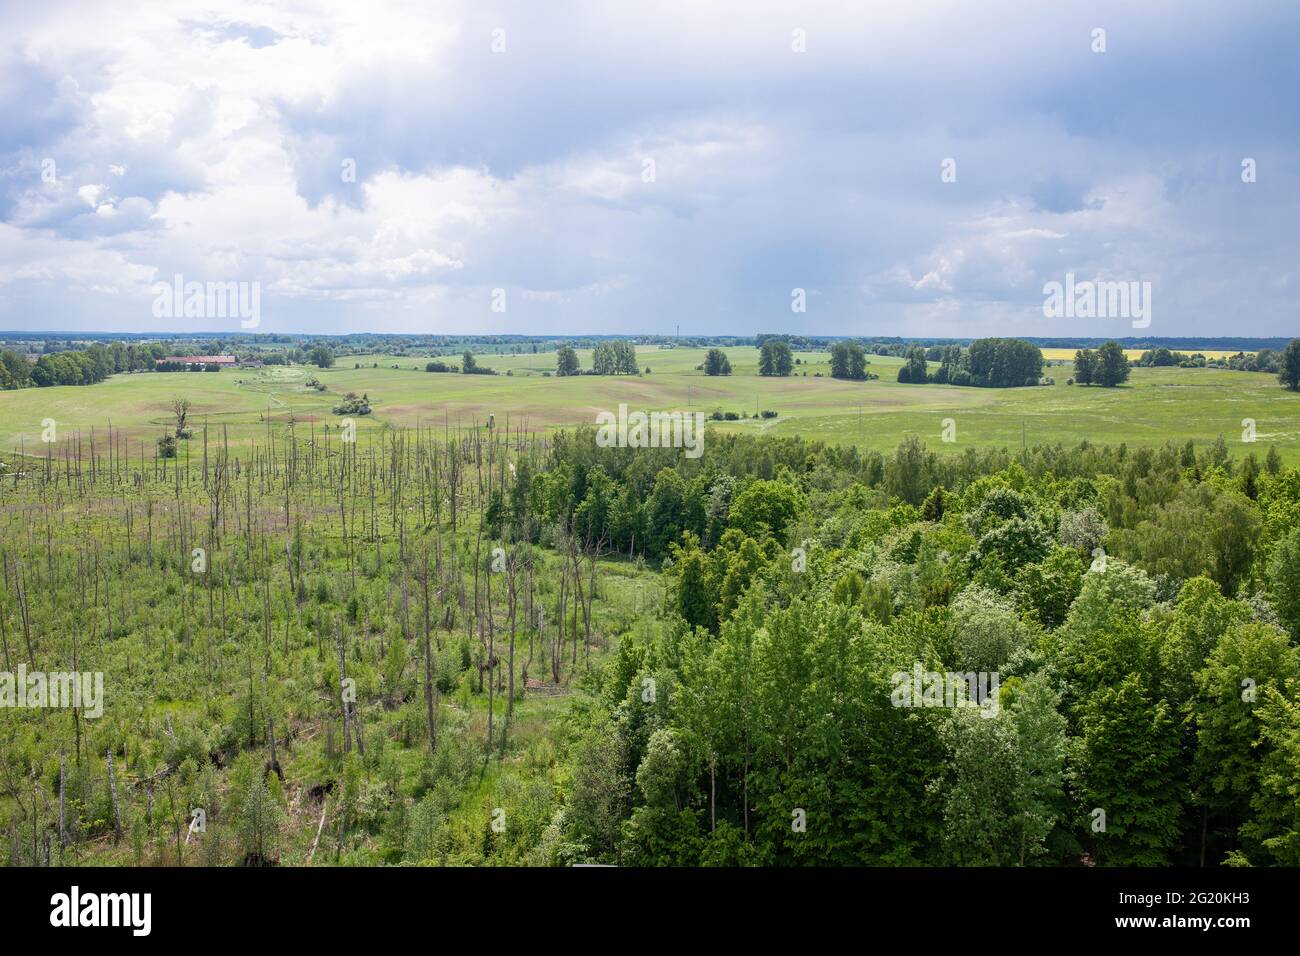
[107,749,121,841]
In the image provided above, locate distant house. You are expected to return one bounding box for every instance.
[158,355,236,369]
[238,358,264,369]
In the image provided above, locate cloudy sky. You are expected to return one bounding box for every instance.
[1,0,1297,337]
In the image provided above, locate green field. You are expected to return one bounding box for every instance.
[3,345,1297,461]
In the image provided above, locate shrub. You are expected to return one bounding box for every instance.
[333,392,373,415]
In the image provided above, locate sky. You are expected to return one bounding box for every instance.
[0,0,1297,338]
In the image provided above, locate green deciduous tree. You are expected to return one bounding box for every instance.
[830,342,868,380]
[1095,341,1130,387]
[758,340,793,376]
[0,349,31,388]
[727,479,805,541]
[1268,526,1300,639]
[884,435,930,505]
[703,348,732,376]
[1277,338,1300,391]
[935,676,1066,867]
[669,533,717,632]
[239,772,281,865]
[567,716,632,861]
[1015,546,1085,630]
[1193,621,1299,860]
[555,346,580,376]
[644,467,687,558]
[936,706,1026,865]
[949,585,1031,672]
[1240,688,1300,864]
[1073,348,1097,385]
[1074,675,1183,866]
[897,346,928,384]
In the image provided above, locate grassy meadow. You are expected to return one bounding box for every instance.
[2,344,1297,462]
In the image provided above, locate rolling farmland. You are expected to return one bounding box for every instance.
[3,346,1296,463]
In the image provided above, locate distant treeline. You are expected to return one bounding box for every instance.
[2,341,276,389]
[4,330,1296,392]
[5,330,1293,358]
[1135,347,1282,373]
[1,345,122,388]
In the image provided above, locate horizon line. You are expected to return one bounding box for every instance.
[0,331,1293,345]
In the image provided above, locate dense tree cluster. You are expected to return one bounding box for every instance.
[1,343,173,389]
[963,338,1045,387]
[829,342,871,380]
[547,430,1300,866]
[897,338,1044,387]
[758,340,794,377]
[897,347,929,384]
[1135,347,1195,367]
[1074,341,1131,387]
[29,348,116,387]
[1131,346,1286,372]
[592,341,639,375]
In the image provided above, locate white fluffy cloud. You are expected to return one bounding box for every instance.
[1,0,1297,336]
